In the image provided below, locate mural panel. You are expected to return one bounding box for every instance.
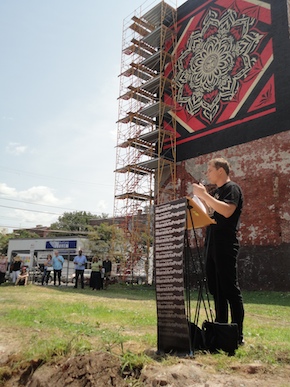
[163,0,290,160]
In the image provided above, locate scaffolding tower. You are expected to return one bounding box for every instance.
[113,1,178,277]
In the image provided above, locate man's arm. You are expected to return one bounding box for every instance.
[192,183,236,218]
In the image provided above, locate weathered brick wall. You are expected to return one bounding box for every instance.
[169,131,290,291]
[180,131,290,245]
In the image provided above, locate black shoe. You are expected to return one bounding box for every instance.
[74,286,77,289]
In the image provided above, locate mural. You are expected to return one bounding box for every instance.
[163,0,290,160]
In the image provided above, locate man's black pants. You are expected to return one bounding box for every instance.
[205,233,244,343]
[74,269,84,289]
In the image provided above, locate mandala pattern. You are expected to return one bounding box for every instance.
[175,8,264,123]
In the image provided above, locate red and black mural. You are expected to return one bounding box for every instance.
[163,0,290,160]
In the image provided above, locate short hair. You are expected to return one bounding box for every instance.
[210,158,230,175]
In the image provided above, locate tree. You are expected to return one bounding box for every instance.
[0,230,39,254]
[88,223,125,259]
[14,229,40,239]
[48,211,109,237]
[0,233,11,254]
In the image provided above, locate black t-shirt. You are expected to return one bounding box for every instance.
[210,181,243,237]
[12,260,22,271]
[102,260,112,273]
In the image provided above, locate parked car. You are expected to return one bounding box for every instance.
[119,269,146,285]
[61,272,74,284]
[71,269,92,285]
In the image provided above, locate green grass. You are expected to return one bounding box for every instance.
[0,283,289,375]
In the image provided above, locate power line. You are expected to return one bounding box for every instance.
[0,204,61,216]
[0,165,114,187]
[0,196,84,212]
[0,223,38,229]
[0,198,113,232]
[0,197,112,217]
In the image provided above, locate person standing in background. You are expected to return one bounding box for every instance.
[102,257,112,289]
[41,254,53,286]
[73,250,87,289]
[52,250,64,286]
[0,254,8,285]
[90,256,102,290]
[11,255,22,284]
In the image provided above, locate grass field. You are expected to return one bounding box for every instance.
[0,283,289,376]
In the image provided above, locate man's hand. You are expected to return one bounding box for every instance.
[193,182,236,218]
[192,183,206,199]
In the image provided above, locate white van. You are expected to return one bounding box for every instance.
[11,253,36,268]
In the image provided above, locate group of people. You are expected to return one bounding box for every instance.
[2,255,29,286]
[2,249,112,289]
[41,249,112,290]
[72,250,112,291]
[0,250,64,287]
[39,250,64,286]
[89,256,111,290]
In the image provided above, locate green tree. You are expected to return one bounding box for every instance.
[0,230,39,254]
[48,211,109,237]
[88,223,125,259]
[0,233,11,254]
[14,229,40,239]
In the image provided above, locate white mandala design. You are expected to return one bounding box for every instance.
[175,8,264,123]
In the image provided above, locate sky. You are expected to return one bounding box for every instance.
[0,0,185,233]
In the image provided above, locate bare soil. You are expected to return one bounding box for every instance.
[1,341,290,387]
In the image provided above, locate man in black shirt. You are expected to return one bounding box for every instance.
[193,157,244,345]
[102,258,112,288]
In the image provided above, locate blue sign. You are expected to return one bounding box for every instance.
[45,240,77,249]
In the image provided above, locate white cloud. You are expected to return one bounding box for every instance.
[13,209,59,228]
[0,183,73,229]
[97,200,108,212]
[6,142,27,155]
[18,186,71,206]
[0,183,71,205]
[0,183,17,197]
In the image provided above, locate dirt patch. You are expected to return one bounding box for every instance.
[141,360,290,387]
[1,350,290,387]
[2,352,128,387]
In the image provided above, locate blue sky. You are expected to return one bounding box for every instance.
[0,0,184,232]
